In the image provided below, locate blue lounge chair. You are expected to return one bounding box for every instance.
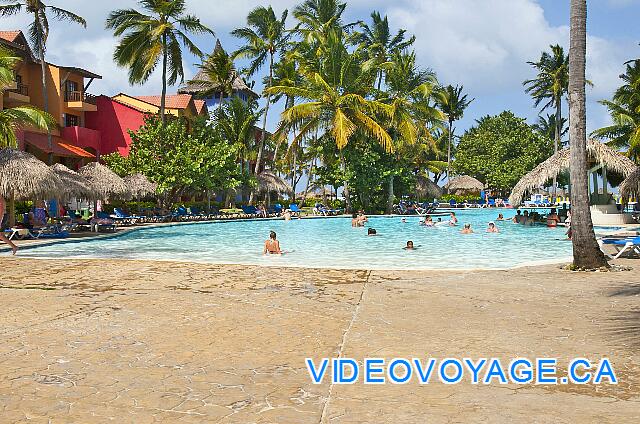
[289,204,302,216]
[449,199,457,208]
[603,236,640,259]
[113,208,142,224]
[241,205,258,217]
[29,226,69,239]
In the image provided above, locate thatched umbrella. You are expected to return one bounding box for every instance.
[509,140,637,206]
[415,175,443,199]
[78,162,128,200]
[50,163,97,201]
[0,148,62,226]
[256,171,292,194]
[444,175,484,195]
[620,167,640,203]
[123,173,157,200]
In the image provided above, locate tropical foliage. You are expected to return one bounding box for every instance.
[103,115,241,206]
[454,111,553,192]
[592,59,640,163]
[106,0,214,121]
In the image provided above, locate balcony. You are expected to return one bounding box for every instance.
[61,126,101,151]
[3,83,30,105]
[64,90,98,112]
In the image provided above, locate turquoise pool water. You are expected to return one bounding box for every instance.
[20,209,574,270]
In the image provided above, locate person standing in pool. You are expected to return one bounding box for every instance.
[0,195,18,255]
[449,212,458,226]
[263,231,282,255]
[351,213,362,227]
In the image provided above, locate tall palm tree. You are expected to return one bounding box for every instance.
[232,5,289,203]
[355,11,415,90]
[524,44,569,199]
[0,0,85,160]
[592,59,640,162]
[382,50,444,213]
[435,84,473,187]
[187,41,236,111]
[0,48,54,148]
[106,0,214,123]
[568,0,607,268]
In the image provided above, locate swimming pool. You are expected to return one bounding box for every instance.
[19,209,574,270]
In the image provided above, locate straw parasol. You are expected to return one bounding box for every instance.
[620,167,640,203]
[444,175,484,195]
[50,163,97,200]
[256,171,292,194]
[509,140,637,206]
[78,162,128,200]
[123,173,157,200]
[0,148,61,200]
[415,175,443,199]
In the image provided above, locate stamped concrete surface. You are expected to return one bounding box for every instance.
[0,258,639,423]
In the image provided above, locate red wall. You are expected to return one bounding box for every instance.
[85,96,146,157]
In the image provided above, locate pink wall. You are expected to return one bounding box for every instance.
[85,96,147,157]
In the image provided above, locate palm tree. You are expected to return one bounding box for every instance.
[435,84,473,187]
[568,0,608,268]
[592,59,640,162]
[232,5,289,203]
[106,0,214,123]
[382,50,444,213]
[355,11,415,90]
[524,44,569,199]
[187,41,235,111]
[0,48,54,148]
[534,113,568,146]
[0,0,85,160]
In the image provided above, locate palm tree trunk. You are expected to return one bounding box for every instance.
[568,0,608,268]
[35,11,53,164]
[219,91,224,110]
[552,95,562,203]
[249,52,275,204]
[302,157,316,203]
[340,150,352,213]
[446,120,453,193]
[386,174,394,215]
[160,34,168,124]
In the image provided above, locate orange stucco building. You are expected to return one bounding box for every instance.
[0,30,100,168]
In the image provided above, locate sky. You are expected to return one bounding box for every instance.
[2,0,639,136]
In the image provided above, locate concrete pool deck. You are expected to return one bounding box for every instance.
[0,258,639,423]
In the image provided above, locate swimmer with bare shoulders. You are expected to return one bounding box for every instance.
[460,223,474,234]
[263,231,282,255]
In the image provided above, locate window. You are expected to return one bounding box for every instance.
[64,113,79,127]
[66,80,78,93]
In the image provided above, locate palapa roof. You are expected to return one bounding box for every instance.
[509,140,637,206]
[620,167,640,202]
[78,162,128,200]
[444,175,484,194]
[415,175,443,198]
[51,163,97,200]
[256,171,292,194]
[179,40,259,99]
[0,148,62,200]
[123,173,157,199]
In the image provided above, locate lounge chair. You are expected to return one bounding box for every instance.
[603,236,640,259]
[241,205,258,218]
[288,204,302,217]
[28,225,69,239]
[112,208,142,225]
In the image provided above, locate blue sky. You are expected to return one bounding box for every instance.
[2,0,639,136]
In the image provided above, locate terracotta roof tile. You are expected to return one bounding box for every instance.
[194,99,206,115]
[0,31,21,43]
[134,94,194,110]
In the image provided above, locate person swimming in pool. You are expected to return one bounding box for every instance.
[460,223,474,234]
[486,222,500,233]
[263,231,282,255]
[496,213,504,221]
[404,240,415,250]
[367,228,377,236]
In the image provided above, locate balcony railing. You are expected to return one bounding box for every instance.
[64,90,97,105]
[8,82,29,97]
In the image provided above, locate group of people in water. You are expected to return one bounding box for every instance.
[258,208,570,255]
